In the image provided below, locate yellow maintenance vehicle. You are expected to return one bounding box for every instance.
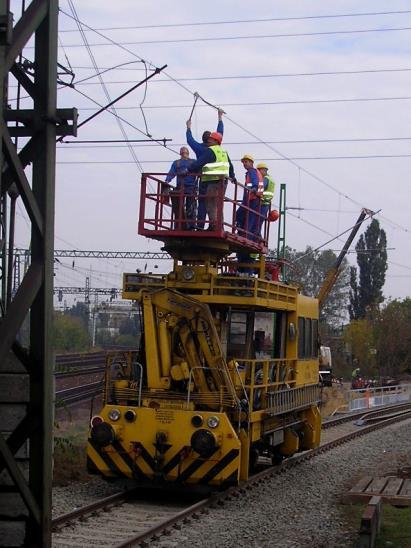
[87,175,322,488]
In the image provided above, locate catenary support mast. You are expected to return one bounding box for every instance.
[0,2,76,545]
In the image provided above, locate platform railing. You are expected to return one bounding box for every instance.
[235,358,297,412]
[139,173,270,248]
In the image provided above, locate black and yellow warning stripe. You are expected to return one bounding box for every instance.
[87,439,239,485]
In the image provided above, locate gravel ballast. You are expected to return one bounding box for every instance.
[157,419,411,548]
[52,419,411,547]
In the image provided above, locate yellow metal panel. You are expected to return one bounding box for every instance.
[295,360,319,385]
[280,428,299,456]
[86,444,115,477]
[296,294,319,319]
[301,405,322,449]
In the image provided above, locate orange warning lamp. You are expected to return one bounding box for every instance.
[269,209,280,222]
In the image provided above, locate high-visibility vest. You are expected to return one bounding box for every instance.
[201,145,230,183]
[262,175,275,204]
[245,168,264,200]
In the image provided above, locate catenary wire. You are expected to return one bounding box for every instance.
[66,0,144,172]
[52,25,411,47]
[72,67,411,85]
[57,136,411,148]
[72,96,411,108]
[54,154,411,162]
[294,210,378,261]
[58,9,410,235]
[58,9,411,32]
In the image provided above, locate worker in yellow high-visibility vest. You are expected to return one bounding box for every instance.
[188,132,235,232]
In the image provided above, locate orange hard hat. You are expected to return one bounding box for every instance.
[269,209,280,222]
[208,131,222,144]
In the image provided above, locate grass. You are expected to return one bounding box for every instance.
[376,505,411,548]
[342,504,411,548]
[53,421,91,485]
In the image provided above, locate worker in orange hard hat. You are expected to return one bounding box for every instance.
[255,162,276,237]
[187,132,235,231]
[186,109,224,228]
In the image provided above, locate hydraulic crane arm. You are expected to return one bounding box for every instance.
[317,208,374,307]
[141,288,239,408]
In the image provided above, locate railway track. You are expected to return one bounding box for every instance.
[55,381,102,406]
[51,402,411,547]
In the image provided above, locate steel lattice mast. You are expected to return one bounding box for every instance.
[0,2,77,545]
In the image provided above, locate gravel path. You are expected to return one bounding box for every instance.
[155,418,411,548]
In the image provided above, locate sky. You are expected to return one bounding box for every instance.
[10,0,411,309]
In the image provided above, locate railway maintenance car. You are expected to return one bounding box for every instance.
[87,174,322,488]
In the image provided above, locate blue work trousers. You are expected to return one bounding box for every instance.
[170,184,197,230]
[236,198,261,240]
[255,204,270,239]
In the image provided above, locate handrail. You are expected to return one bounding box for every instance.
[139,173,270,248]
[186,366,244,431]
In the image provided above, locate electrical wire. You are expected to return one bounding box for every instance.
[56,136,411,149]
[55,154,411,163]
[58,9,411,31]
[68,86,179,154]
[66,0,144,172]
[74,96,411,108]
[54,25,411,47]
[72,66,411,84]
[58,9,410,236]
[294,210,377,261]
[74,60,149,84]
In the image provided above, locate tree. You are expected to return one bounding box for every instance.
[269,246,350,326]
[118,317,136,336]
[54,313,90,353]
[375,298,411,377]
[349,219,387,319]
[343,319,377,377]
[65,301,89,330]
[115,333,141,347]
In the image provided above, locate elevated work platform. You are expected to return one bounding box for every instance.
[139,173,272,261]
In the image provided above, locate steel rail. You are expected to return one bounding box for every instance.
[111,410,411,547]
[51,489,140,529]
[55,381,102,405]
[322,401,411,429]
[51,409,411,546]
[55,366,105,379]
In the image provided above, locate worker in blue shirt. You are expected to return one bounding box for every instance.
[236,154,264,240]
[165,147,196,230]
[186,109,224,228]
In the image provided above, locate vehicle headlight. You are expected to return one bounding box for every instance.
[191,414,204,427]
[108,408,121,421]
[182,267,195,281]
[207,416,220,429]
[90,423,116,447]
[191,429,217,458]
